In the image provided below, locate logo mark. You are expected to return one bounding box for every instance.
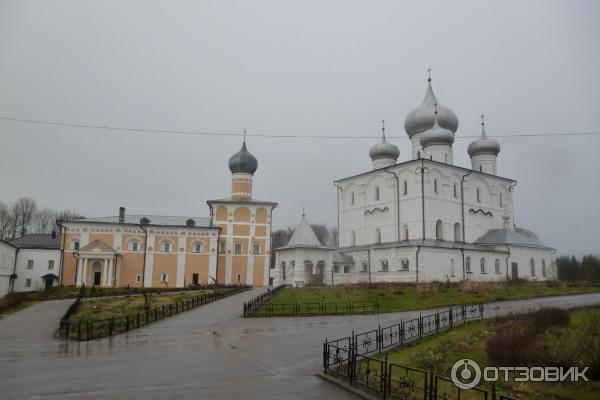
[451,358,482,389]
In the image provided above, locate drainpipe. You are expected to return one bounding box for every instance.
[333,182,341,248]
[367,248,372,287]
[384,167,401,242]
[140,224,148,288]
[505,244,511,282]
[460,169,473,281]
[113,253,118,287]
[10,246,19,293]
[508,182,518,229]
[73,252,80,286]
[208,204,220,285]
[268,204,277,287]
[57,221,66,288]
[415,245,421,284]
[420,159,426,239]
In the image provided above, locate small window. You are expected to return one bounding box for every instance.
[351,231,356,247]
[380,259,389,272]
[25,278,32,287]
[27,260,34,269]
[403,181,408,195]
[476,188,481,203]
[466,257,472,273]
[219,241,226,253]
[237,273,241,283]
[136,274,142,282]
[453,183,458,198]
[361,261,368,272]
[403,225,409,241]
[530,258,535,276]
[70,240,80,250]
[499,193,503,207]
[401,259,409,270]
[161,241,172,252]
[434,179,439,194]
[234,243,242,255]
[160,273,168,282]
[542,259,546,277]
[350,191,355,205]
[333,265,339,273]
[450,259,455,277]
[435,220,443,240]
[48,260,55,270]
[374,186,380,200]
[128,240,140,251]
[192,243,203,253]
[343,265,350,273]
[479,165,483,172]
[480,258,486,273]
[253,244,260,255]
[375,228,381,244]
[417,151,421,159]
[495,259,500,274]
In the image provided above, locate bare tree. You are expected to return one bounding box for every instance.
[53,209,83,232]
[12,197,37,238]
[31,208,56,234]
[330,226,339,247]
[0,202,11,240]
[310,224,330,246]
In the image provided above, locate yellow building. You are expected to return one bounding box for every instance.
[59,139,277,288]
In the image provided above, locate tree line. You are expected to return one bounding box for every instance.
[270,224,338,268]
[556,255,600,283]
[0,197,82,240]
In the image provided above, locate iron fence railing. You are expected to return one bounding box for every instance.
[243,288,380,317]
[321,303,517,399]
[59,285,251,341]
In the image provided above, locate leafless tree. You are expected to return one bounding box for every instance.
[0,202,11,239]
[31,208,56,234]
[12,197,37,237]
[53,209,83,232]
[310,224,330,246]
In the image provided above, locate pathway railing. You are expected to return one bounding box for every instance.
[59,285,251,341]
[243,286,380,317]
[321,303,517,399]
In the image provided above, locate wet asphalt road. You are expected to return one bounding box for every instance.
[1,291,600,399]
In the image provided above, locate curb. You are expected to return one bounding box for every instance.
[316,372,379,400]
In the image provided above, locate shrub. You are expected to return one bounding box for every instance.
[0,292,26,311]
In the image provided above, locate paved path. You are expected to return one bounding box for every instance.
[1,291,600,399]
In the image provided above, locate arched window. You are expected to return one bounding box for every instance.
[479,165,482,172]
[289,261,295,273]
[351,231,356,247]
[453,183,458,198]
[403,181,408,195]
[495,259,500,274]
[480,258,486,273]
[350,192,355,205]
[375,228,381,244]
[403,225,409,241]
[160,240,173,252]
[281,261,286,270]
[192,241,204,253]
[343,265,350,273]
[499,193,503,207]
[380,259,389,272]
[70,238,80,250]
[374,186,380,200]
[417,151,421,159]
[434,179,439,194]
[333,265,339,273]
[436,220,443,240]
[281,261,286,279]
[450,259,455,277]
[530,258,535,276]
[542,259,546,277]
[361,261,368,272]
[454,223,461,242]
[128,239,140,251]
[466,257,471,273]
[476,188,481,203]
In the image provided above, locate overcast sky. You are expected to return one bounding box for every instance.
[1,0,599,256]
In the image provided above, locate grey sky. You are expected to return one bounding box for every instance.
[1,0,599,256]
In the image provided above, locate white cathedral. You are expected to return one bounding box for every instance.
[273,76,556,286]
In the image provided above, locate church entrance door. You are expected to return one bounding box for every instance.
[511,262,519,280]
[92,261,102,286]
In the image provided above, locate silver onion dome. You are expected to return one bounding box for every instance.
[419,113,455,148]
[404,79,459,138]
[228,140,258,174]
[369,124,399,161]
[467,120,500,157]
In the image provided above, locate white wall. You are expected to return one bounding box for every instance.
[0,241,16,297]
[12,249,61,292]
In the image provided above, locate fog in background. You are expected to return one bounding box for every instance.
[1,0,599,256]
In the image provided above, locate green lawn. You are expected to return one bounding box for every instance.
[369,307,600,400]
[266,282,600,314]
[70,291,210,323]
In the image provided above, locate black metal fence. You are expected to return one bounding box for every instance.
[322,303,516,399]
[243,286,379,317]
[59,285,251,341]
